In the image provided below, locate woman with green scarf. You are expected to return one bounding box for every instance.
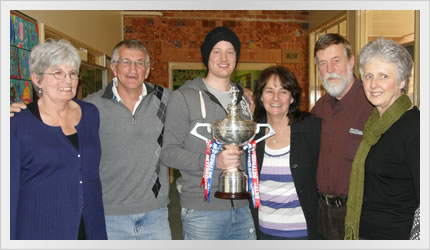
[344,38,419,240]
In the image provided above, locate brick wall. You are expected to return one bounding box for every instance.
[123,10,310,110]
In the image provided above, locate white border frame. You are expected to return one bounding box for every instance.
[1,1,429,250]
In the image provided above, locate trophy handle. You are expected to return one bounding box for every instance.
[190,122,212,142]
[254,123,276,144]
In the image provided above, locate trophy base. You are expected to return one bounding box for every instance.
[214,191,251,200]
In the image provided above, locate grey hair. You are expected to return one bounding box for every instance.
[111,39,150,66]
[29,38,81,95]
[359,38,413,94]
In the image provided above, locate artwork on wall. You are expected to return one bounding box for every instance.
[10,47,19,79]
[13,14,30,50]
[10,14,14,45]
[10,79,33,104]
[10,80,18,104]
[18,49,31,80]
[10,11,39,104]
[231,70,263,91]
[28,21,39,48]
[172,69,207,90]
[232,72,252,90]
[20,80,33,104]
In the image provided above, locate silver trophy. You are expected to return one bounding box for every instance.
[190,87,275,199]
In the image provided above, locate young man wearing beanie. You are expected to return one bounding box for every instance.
[161,26,256,240]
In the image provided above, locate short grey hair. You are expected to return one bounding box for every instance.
[111,39,150,66]
[359,38,413,94]
[29,38,81,95]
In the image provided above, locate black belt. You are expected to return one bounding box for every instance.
[318,192,347,207]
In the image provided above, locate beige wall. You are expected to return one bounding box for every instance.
[20,10,122,56]
[308,10,345,31]
[366,10,415,37]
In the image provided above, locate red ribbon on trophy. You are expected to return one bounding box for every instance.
[200,140,221,202]
[247,140,260,209]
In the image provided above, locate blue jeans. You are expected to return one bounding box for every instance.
[105,207,172,240]
[181,206,256,240]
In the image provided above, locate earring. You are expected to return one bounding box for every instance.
[37,88,42,95]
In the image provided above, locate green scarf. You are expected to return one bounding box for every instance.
[344,94,412,240]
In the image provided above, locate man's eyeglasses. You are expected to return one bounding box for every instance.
[113,58,148,68]
[38,70,80,80]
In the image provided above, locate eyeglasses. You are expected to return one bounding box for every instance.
[38,70,80,80]
[113,58,148,69]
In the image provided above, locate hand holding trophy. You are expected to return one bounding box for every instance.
[190,86,275,208]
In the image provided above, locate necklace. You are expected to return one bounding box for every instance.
[268,121,290,145]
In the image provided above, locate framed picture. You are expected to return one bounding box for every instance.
[10,10,39,105]
[10,47,19,79]
[13,14,30,49]
[18,49,30,80]
[282,49,303,64]
[168,62,206,90]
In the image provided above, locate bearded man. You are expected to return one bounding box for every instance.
[311,33,373,240]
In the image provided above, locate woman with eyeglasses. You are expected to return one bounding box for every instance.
[10,39,107,240]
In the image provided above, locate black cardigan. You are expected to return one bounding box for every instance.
[249,113,321,239]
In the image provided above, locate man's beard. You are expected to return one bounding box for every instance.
[321,67,353,98]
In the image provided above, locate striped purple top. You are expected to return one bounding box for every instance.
[258,145,307,238]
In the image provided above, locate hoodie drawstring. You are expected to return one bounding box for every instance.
[199,90,206,119]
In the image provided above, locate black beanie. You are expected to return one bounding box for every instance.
[200,26,241,69]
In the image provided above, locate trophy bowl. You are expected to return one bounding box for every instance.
[213,118,257,146]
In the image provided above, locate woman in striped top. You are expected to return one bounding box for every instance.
[250,66,321,240]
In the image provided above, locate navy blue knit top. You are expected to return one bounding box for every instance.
[10,99,107,240]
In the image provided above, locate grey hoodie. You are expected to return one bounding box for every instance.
[161,77,252,210]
